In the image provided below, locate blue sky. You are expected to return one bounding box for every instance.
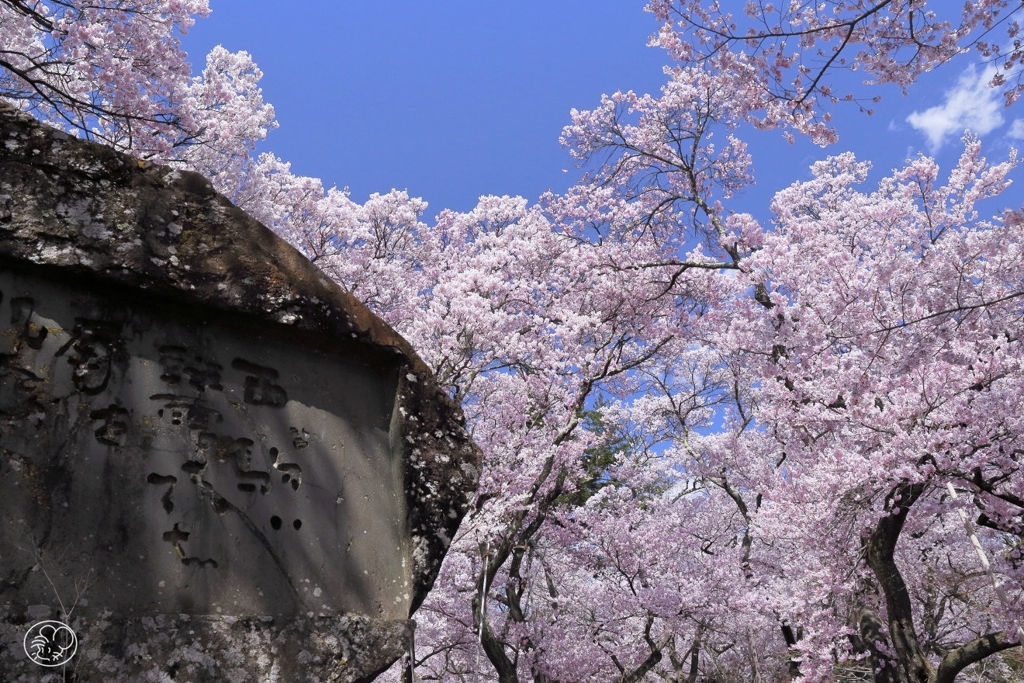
[180,2,1024,220]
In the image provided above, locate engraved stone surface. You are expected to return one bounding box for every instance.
[0,102,480,682]
[0,269,408,618]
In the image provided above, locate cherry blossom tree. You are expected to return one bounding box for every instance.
[647,0,1024,143]
[0,0,275,165]
[699,143,1024,683]
[547,36,1024,678]
[520,3,1024,679]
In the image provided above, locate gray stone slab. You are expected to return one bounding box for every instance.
[0,102,481,681]
[0,267,409,619]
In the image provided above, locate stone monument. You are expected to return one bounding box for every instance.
[0,102,480,682]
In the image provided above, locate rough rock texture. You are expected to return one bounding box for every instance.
[0,102,480,681]
[1,603,413,683]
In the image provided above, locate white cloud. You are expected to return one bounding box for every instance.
[906,65,1005,152]
[1009,118,1024,139]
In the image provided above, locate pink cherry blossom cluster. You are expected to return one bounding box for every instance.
[0,1,274,164]
[647,0,1024,143]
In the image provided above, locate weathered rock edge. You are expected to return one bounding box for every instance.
[0,102,480,612]
[0,604,410,683]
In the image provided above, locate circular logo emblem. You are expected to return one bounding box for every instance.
[23,620,78,667]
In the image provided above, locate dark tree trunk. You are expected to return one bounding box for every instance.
[781,621,802,682]
[864,482,933,683]
[934,633,1020,683]
[861,481,1022,683]
[857,609,900,683]
[479,616,519,683]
